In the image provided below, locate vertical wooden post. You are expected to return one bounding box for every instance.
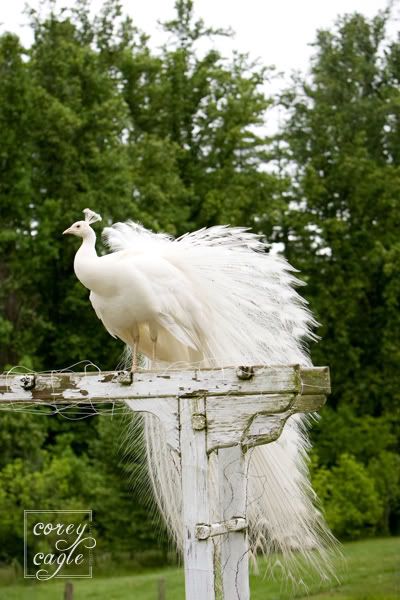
[180,396,215,599]
[218,446,250,600]
[64,581,73,600]
[157,577,166,600]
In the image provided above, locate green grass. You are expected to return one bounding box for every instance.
[0,537,398,599]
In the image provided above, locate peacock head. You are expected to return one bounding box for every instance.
[63,220,91,237]
[63,208,102,238]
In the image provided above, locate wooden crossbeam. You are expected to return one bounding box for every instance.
[0,365,330,403]
[0,365,329,453]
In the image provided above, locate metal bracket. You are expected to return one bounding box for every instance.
[195,517,247,540]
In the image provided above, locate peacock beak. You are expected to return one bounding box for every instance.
[63,227,73,235]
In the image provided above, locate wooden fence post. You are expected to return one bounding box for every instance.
[64,581,73,600]
[180,396,215,599]
[157,577,166,600]
[218,446,249,600]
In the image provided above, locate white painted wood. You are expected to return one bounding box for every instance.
[240,395,326,449]
[180,396,215,600]
[206,393,293,452]
[218,446,250,600]
[241,411,291,449]
[125,398,179,451]
[0,366,330,403]
[291,393,327,411]
[0,370,328,453]
[206,393,327,452]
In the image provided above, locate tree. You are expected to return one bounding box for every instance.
[313,453,383,539]
[278,11,400,416]
[0,5,136,371]
[117,0,281,234]
[0,34,36,368]
[277,10,400,533]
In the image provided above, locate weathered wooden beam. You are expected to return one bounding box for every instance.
[0,367,329,454]
[0,365,330,403]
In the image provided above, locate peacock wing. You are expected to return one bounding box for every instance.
[89,291,117,339]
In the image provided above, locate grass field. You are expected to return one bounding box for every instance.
[0,537,398,599]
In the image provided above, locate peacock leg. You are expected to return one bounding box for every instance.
[149,322,158,366]
[131,324,140,372]
[151,340,157,363]
[131,343,138,372]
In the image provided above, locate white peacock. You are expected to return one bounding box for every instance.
[64,207,336,579]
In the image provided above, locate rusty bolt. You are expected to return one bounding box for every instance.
[236,366,254,380]
[192,413,206,430]
[195,524,211,540]
[20,375,36,391]
[115,371,133,385]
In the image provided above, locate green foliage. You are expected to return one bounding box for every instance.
[0,413,165,563]
[86,414,168,556]
[117,0,279,233]
[0,446,97,560]
[312,406,396,466]
[0,412,48,470]
[313,453,383,539]
[368,451,400,535]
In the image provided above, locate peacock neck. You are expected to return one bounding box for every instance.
[78,229,98,259]
[74,229,100,291]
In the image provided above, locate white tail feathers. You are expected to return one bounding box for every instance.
[105,221,338,582]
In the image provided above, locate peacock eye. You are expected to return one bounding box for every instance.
[77,225,81,228]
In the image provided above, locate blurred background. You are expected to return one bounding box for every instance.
[0,0,399,597]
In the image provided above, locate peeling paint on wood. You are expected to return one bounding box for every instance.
[180,396,215,599]
[0,365,330,403]
[218,445,250,600]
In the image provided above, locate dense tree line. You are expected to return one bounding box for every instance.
[0,0,398,565]
[278,11,400,537]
